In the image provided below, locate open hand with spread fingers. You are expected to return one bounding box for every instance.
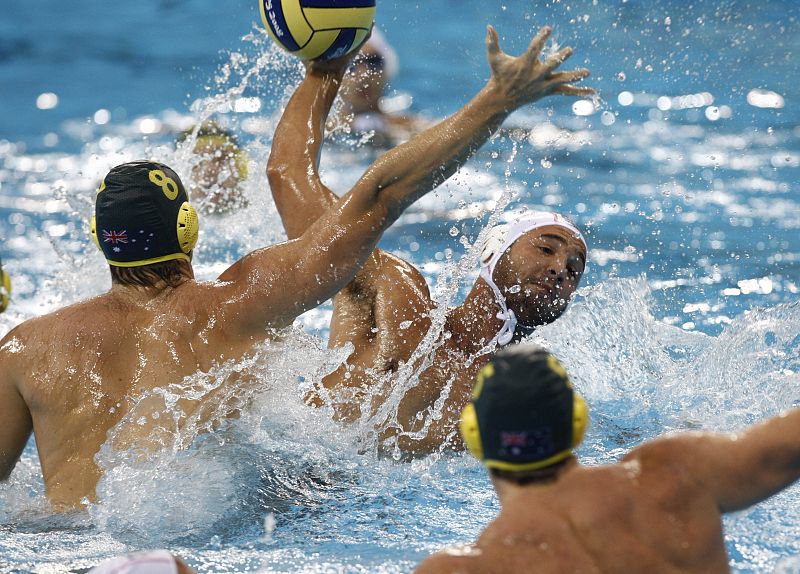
[486,25,594,110]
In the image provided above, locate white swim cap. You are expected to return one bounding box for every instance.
[478,212,587,347]
[88,550,179,574]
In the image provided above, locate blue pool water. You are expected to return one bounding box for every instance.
[1,0,799,572]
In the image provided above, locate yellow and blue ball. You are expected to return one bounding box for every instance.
[259,0,375,61]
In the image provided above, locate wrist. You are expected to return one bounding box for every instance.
[478,80,515,116]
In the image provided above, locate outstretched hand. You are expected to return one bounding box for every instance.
[486,25,594,110]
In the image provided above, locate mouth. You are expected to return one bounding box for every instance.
[526,283,554,299]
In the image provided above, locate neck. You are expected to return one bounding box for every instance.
[491,457,579,506]
[109,273,193,298]
[446,277,509,354]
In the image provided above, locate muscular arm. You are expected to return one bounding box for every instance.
[268,26,592,238]
[267,64,342,240]
[214,26,592,337]
[0,341,33,480]
[633,408,800,513]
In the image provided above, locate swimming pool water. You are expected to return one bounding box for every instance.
[1,0,799,572]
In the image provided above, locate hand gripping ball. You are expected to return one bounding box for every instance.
[260,0,376,61]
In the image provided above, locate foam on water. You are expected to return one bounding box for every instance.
[1,4,799,572]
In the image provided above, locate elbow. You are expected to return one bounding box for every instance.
[267,159,296,203]
[266,157,287,190]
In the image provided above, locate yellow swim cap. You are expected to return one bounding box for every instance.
[0,257,10,313]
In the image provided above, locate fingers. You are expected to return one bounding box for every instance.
[553,84,596,97]
[544,46,574,72]
[550,68,591,84]
[524,26,552,63]
[486,25,500,58]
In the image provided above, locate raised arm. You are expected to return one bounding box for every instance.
[634,408,800,513]
[0,338,33,481]
[215,26,592,334]
[351,25,591,217]
[701,408,800,511]
[268,26,592,239]
[267,59,346,239]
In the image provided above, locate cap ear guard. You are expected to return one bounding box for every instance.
[177,201,199,253]
[551,354,588,448]
[90,215,101,251]
[460,402,484,461]
[479,224,509,267]
[234,149,249,181]
[0,268,11,313]
[572,393,588,448]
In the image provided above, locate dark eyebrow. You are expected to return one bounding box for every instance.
[539,233,567,245]
[534,233,587,267]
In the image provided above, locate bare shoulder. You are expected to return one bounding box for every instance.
[337,248,431,306]
[624,433,692,469]
[415,547,480,574]
[622,432,715,493]
[624,431,709,466]
[373,250,430,298]
[0,310,55,350]
[0,323,25,368]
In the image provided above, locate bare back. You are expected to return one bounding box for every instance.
[1,281,257,509]
[418,448,731,574]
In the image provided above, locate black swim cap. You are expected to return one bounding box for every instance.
[460,345,587,472]
[91,161,199,267]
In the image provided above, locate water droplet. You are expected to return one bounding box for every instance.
[508,285,522,294]
[399,320,413,330]
[449,226,459,237]
[616,72,626,81]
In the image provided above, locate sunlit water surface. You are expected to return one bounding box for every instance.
[1,1,798,572]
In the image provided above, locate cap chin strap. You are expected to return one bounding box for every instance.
[479,212,587,348]
[479,265,517,347]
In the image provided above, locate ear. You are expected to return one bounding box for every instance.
[480,224,509,267]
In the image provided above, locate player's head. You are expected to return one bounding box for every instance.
[341,28,399,115]
[460,345,588,482]
[479,212,586,337]
[91,161,198,288]
[179,123,248,214]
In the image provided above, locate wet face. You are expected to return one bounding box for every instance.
[493,225,587,327]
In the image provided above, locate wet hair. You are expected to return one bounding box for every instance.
[489,456,573,485]
[109,258,192,289]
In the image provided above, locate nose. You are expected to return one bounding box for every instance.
[547,256,569,283]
